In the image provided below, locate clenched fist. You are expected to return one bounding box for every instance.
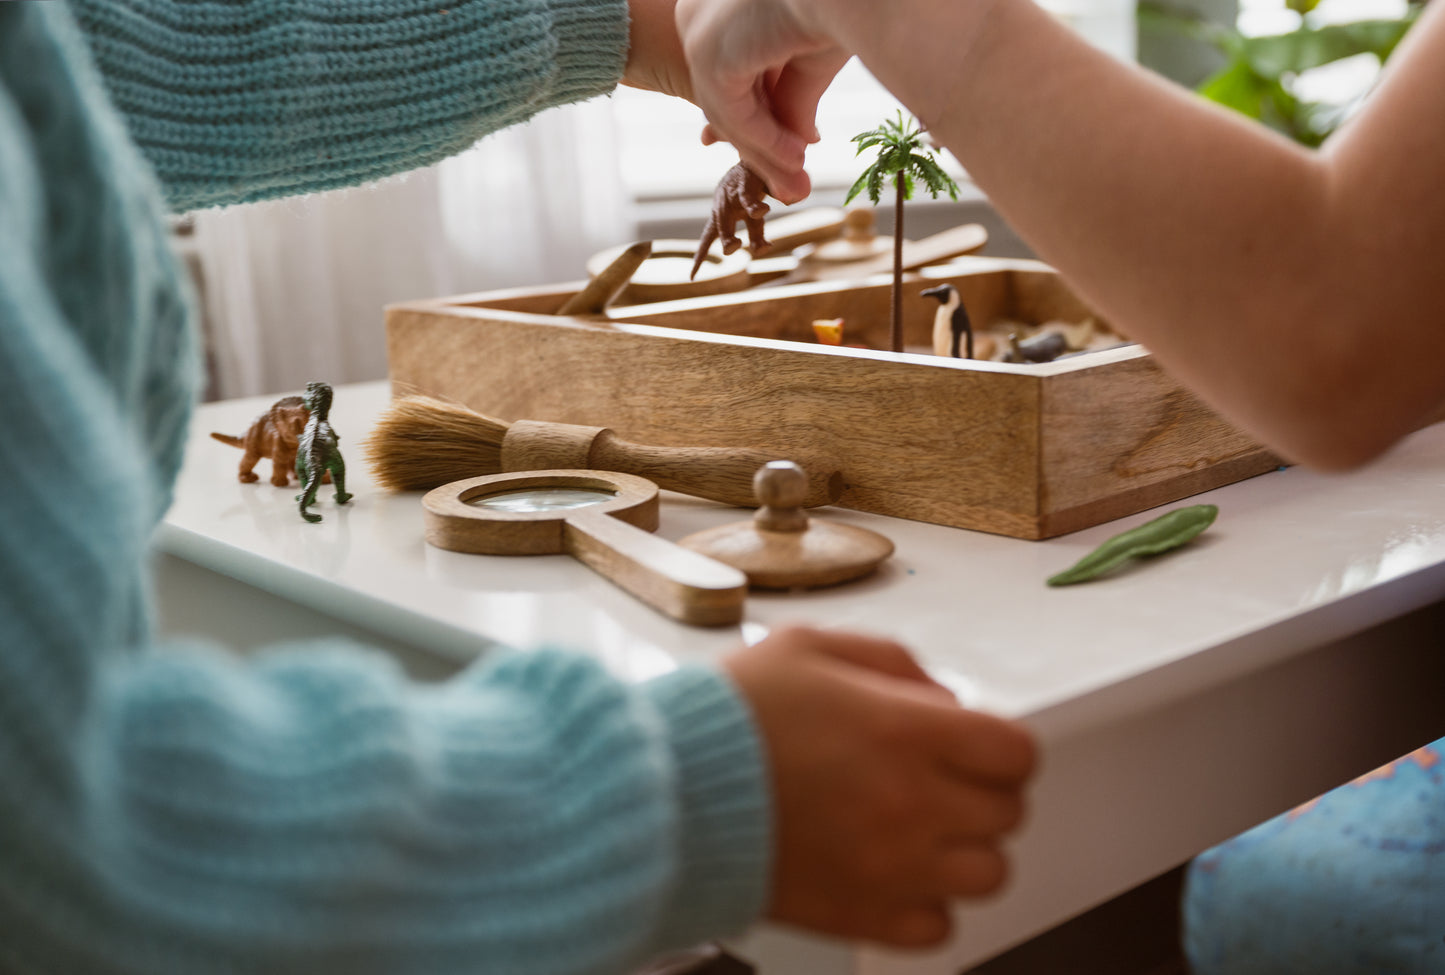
[724,626,1036,947]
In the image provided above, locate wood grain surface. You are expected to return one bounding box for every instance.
[497,419,843,507]
[421,470,747,625]
[387,259,1283,538]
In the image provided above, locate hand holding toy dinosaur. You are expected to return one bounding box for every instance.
[690,161,774,280]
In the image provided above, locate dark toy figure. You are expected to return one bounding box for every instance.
[210,395,309,485]
[922,283,974,358]
[1004,329,1068,363]
[690,162,773,280]
[295,381,353,523]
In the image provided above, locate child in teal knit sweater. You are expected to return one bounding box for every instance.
[0,2,1034,973]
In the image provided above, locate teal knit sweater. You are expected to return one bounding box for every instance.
[0,3,769,973]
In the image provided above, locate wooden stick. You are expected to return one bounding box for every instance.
[558,241,652,316]
[500,419,845,508]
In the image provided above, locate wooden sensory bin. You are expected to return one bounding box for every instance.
[385,258,1280,540]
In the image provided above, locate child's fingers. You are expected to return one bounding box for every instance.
[929,708,1039,785]
[699,84,811,201]
[769,54,845,144]
[934,778,1027,839]
[779,625,943,687]
[881,905,954,947]
[931,842,1011,897]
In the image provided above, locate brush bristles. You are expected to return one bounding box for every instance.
[362,396,509,491]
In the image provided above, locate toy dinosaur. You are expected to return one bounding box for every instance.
[210,395,309,486]
[689,162,772,280]
[295,381,353,523]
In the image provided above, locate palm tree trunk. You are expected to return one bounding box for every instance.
[891,174,905,353]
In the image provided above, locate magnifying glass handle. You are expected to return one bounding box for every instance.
[565,510,748,627]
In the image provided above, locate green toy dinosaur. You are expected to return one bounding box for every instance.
[295,381,353,523]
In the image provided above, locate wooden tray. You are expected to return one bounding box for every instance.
[385,258,1282,539]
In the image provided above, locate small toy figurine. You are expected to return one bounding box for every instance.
[690,162,773,280]
[295,381,352,523]
[1004,329,1068,364]
[811,318,845,345]
[846,113,961,352]
[921,283,974,358]
[210,395,309,486]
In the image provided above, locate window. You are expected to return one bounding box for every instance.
[611,7,1138,206]
[611,58,966,202]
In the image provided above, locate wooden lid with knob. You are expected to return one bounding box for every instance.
[679,461,894,589]
[799,207,893,265]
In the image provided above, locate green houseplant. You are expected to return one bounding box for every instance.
[1140,0,1422,146]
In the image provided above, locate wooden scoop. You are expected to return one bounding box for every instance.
[587,239,753,304]
[423,470,748,626]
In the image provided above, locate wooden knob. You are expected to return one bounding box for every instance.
[806,207,891,264]
[679,462,895,590]
[841,206,876,241]
[754,461,809,533]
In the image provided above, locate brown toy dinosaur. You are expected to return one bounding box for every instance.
[689,162,773,280]
[210,395,309,486]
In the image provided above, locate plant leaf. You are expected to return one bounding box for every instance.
[843,167,874,205]
[1197,56,1268,118]
[866,163,885,204]
[853,133,888,154]
[879,148,909,176]
[1241,15,1417,76]
[912,155,961,200]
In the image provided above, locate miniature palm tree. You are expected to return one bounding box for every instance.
[845,112,961,353]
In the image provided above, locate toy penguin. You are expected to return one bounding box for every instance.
[921,283,974,358]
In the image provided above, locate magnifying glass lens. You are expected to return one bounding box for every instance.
[467,487,618,513]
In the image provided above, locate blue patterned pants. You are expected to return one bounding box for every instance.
[1185,739,1445,973]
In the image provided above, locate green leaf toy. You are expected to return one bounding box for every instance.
[1047,504,1218,586]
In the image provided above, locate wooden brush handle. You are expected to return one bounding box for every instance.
[500,420,844,508]
[593,435,844,508]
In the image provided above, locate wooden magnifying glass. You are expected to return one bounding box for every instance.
[422,470,748,627]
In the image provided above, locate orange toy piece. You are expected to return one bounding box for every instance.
[811,318,845,345]
[690,162,773,280]
[210,395,309,486]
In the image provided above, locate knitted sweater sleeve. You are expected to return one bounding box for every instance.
[68,645,771,973]
[67,0,631,211]
[0,336,771,970]
[0,8,769,971]
[0,295,770,969]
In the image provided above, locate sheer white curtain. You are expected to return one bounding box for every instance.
[192,98,631,400]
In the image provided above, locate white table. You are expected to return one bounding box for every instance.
[157,381,1445,973]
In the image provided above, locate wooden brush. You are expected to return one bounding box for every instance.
[363,396,846,509]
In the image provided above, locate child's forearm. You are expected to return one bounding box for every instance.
[808,0,1445,468]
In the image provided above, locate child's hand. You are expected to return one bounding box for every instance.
[675,0,848,204]
[723,626,1036,947]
